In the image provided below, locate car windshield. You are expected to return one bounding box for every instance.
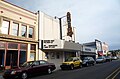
[22,61,34,67]
[65,57,73,62]
[84,57,89,60]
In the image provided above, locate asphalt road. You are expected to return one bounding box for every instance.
[31,60,120,79]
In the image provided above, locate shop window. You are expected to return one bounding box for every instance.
[31,44,36,50]
[30,52,35,61]
[1,20,10,34]
[20,44,27,66]
[0,42,5,49]
[56,53,60,59]
[45,52,49,59]
[20,44,27,50]
[0,50,5,66]
[21,25,27,37]
[51,52,55,59]
[8,43,18,49]
[20,51,26,66]
[29,27,34,38]
[11,22,19,36]
[30,44,36,61]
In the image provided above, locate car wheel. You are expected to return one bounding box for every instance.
[21,72,28,79]
[79,64,82,68]
[86,63,89,67]
[92,63,95,66]
[48,68,52,74]
[70,65,74,70]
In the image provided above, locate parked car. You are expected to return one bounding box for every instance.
[111,56,118,60]
[60,57,82,70]
[82,57,95,66]
[96,56,106,63]
[105,56,112,62]
[3,60,56,79]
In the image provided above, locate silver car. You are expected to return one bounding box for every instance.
[96,56,106,63]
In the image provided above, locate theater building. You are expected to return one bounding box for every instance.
[0,0,38,69]
[38,11,82,69]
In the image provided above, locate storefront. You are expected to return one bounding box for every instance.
[81,45,96,60]
[39,39,82,69]
[0,41,37,69]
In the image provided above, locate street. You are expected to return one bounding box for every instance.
[30,60,120,79]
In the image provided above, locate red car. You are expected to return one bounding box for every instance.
[3,60,56,79]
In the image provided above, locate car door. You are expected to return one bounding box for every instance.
[39,60,49,73]
[74,58,80,67]
[27,61,40,75]
[89,57,93,64]
[27,61,39,75]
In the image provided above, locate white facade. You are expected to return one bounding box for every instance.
[38,11,82,70]
[102,42,109,56]
[39,11,60,41]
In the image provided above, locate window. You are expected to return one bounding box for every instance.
[0,42,5,49]
[31,44,36,50]
[11,22,19,36]
[20,44,27,50]
[56,53,60,59]
[1,20,10,34]
[21,25,27,37]
[30,44,36,61]
[40,61,47,65]
[29,27,34,38]
[33,61,40,66]
[8,43,18,49]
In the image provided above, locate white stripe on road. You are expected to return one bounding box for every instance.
[105,66,120,79]
[112,69,120,79]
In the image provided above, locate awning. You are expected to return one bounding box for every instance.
[41,39,82,51]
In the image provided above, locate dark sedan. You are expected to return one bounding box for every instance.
[82,57,95,66]
[3,60,56,79]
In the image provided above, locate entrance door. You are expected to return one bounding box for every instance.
[19,51,26,66]
[0,50,5,66]
[6,50,18,68]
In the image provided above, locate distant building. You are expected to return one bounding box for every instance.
[83,39,106,58]
[81,45,96,59]
[102,42,109,56]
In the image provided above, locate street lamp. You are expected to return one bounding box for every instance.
[55,15,66,40]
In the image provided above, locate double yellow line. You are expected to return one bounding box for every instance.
[106,67,120,79]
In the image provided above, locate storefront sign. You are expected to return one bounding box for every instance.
[43,40,61,49]
[83,46,95,52]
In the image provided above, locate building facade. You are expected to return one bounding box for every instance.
[102,42,109,56]
[81,45,96,59]
[0,0,38,69]
[38,11,82,69]
[83,39,104,58]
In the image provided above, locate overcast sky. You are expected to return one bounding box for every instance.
[7,0,120,50]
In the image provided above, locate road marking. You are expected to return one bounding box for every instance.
[112,69,120,79]
[105,67,120,79]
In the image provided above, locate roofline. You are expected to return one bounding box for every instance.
[2,0,37,15]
